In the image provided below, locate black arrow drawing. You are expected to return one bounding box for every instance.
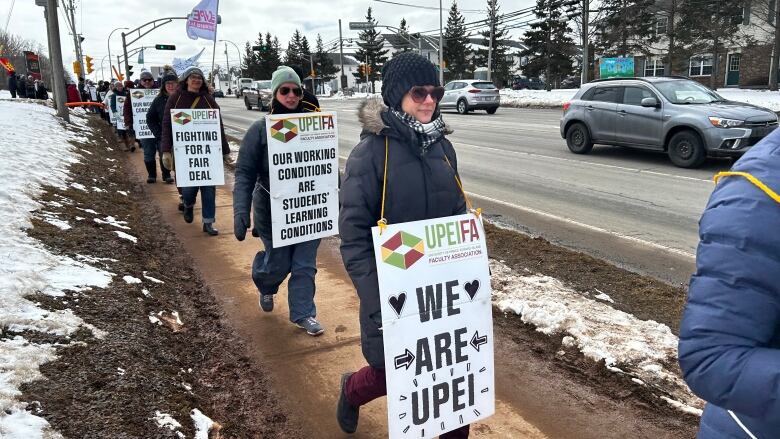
[394,348,415,370]
[470,331,488,352]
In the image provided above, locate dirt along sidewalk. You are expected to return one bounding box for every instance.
[122,124,697,436]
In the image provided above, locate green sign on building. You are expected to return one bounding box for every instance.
[600,57,635,79]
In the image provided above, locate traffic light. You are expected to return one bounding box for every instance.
[155,44,176,50]
[358,64,365,76]
[126,64,134,78]
[85,56,94,74]
[72,61,82,76]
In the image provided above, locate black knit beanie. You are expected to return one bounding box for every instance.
[381,52,440,110]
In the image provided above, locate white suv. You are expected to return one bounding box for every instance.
[439,79,500,115]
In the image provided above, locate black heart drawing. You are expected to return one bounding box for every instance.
[464,280,480,300]
[388,292,407,317]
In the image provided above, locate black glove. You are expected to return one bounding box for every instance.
[234,213,250,241]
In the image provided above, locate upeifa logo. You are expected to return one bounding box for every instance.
[131,90,145,99]
[270,119,298,143]
[381,231,425,270]
[173,111,192,125]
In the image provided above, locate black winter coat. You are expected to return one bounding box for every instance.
[146,92,169,140]
[339,98,466,368]
[233,99,317,240]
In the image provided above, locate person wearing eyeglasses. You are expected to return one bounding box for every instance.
[336,52,468,437]
[233,65,326,337]
[160,66,230,236]
[124,71,164,183]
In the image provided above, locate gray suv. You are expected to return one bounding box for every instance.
[560,77,778,168]
[440,79,500,114]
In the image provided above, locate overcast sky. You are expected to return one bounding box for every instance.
[5,0,535,79]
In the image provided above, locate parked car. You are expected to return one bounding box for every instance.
[213,89,225,98]
[560,75,581,89]
[440,79,500,115]
[512,76,544,90]
[244,80,272,111]
[560,77,779,168]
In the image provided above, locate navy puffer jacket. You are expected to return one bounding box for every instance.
[339,98,466,368]
[679,127,780,439]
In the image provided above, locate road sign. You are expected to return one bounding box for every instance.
[349,22,374,30]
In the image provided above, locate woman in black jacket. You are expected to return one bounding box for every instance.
[146,69,178,184]
[336,53,469,438]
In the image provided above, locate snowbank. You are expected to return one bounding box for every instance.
[0,98,113,438]
[499,87,780,111]
[490,260,703,415]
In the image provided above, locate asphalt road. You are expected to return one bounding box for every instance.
[217,97,731,286]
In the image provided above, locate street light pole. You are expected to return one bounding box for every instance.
[108,27,128,80]
[439,0,445,85]
[339,19,346,91]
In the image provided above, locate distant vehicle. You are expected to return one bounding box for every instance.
[560,76,779,168]
[234,78,254,98]
[244,80,272,111]
[560,75,581,89]
[512,76,544,90]
[213,89,225,98]
[440,79,500,115]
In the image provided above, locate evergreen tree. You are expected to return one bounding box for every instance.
[443,1,471,80]
[314,34,339,81]
[474,0,514,87]
[594,0,656,58]
[285,30,306,68]
[353,7,390,91]
[521,0,577,90]
[242,39,262,78]
[264,33,282,76]
[678,0,747,88]
[393,18,413,56]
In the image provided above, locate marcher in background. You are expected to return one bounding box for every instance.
[7,70,17,98]
[34,80,48,100]
[125,71,162,182]
[66,78,80,103]
[26,75,35,98]
[17,74,27,98]
[679,129,780,438]
[336,53,469,437]
[233,65,325,336]
[146,68,177,186]
[102,82,115,125]
[110,81,134,151]
[160,66,230,236]
[78,77,87,102]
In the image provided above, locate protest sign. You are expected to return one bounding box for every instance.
[99,91,107,101]
[109,103,116,125]
[372,213,494,439]
[115,96,126,130]
[170,108,224,187]
[129,89,159,139]
[265,112,339,247]
[88,86,97,101]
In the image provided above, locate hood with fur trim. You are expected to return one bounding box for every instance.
[357,97,453,136]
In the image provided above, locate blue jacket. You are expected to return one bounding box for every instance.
[679,128,780,439]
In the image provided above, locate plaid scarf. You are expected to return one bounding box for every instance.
[390,108,447,154]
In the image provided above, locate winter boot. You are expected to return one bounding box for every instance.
[337,372,359,433]
[203,223,219,236]
[183,206,194,223]
[160,158,174,183]
[144,161,157,183]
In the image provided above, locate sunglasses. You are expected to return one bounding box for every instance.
[409,86,445,103]
[279,86,303,97]
[141,78,153,82]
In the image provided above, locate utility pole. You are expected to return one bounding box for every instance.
[581,0,589,84]
[63,0,84,79]
[121,32,130,79]
[438,0,444,85]
[309,54,316,94]
[339,19,346,91]
[546,1,552,91]
[42,4,60,112]
[771,1,780,90]
[46,0,69,121]
[487,1,495,82]
[224,42,231,86]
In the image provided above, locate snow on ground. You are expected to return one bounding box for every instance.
[490,260,703,415]
[190,409,216,439]
[0,99,113,437]
[114,231,138,243]
[500,87,780,111]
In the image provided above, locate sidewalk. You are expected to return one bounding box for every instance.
[125,152,548,438]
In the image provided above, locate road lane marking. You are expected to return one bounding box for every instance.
[469,192,696,259]
[454,142,714,183]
